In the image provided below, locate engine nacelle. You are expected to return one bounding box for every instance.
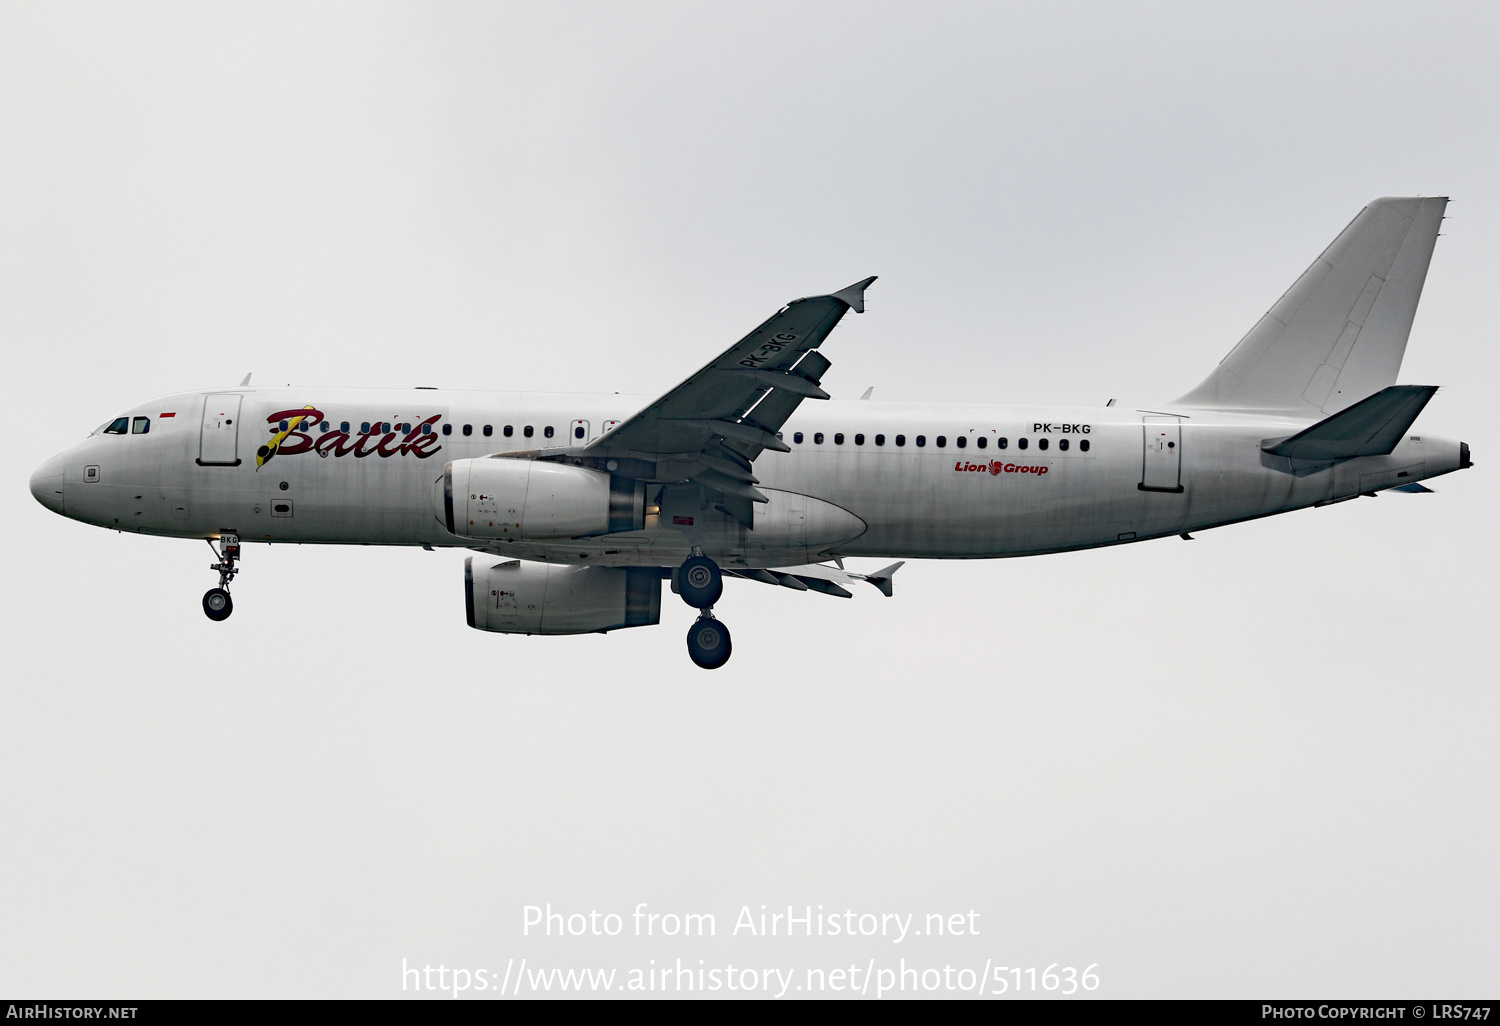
[466,558,661,635]
[443,457,644,540]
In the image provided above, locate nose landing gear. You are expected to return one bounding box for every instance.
[678,552,731,669]
[203,532,240,622]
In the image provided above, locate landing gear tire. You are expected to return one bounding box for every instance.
[686,616,732,670]
[203,588,234,621]
[679,555,722,609]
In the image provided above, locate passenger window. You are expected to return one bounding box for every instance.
[854,433,865,445]
[523,426,534,438]
[895,434,906,446]
[318,422,328,432]
[504,425,513,437]
[1038,438,1048,451]
[132,417,150,434]
[382,423,391,434]
[544,426,554,439]
[1080,439,1090,453]
[834,433,844,445]
[340,421,350,433]
[400,423,410,433]
[997,437,1008,449]
[360,422,372,434]
[574,425,585,439]
[976,436,987,449]
[794,432,804,444]
[1018,438,1028,450]
[916,435,926,447]
[462,424,472,436]
[279,420,289,431]
[814,432,824,444]
[935,436,946,448]
[875,434,885,446]
[955,436,966,448]
[422,423,432,435]
[442,424,452,435]
[1058,438,1068,451]
[483,425,493,437]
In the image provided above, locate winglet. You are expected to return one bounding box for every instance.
[831,276,878,314]
[862,560,905,598]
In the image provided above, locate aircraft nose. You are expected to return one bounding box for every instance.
[30,453,66,515]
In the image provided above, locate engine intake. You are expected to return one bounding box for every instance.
[466,558,661,635]
[444,457,644,540]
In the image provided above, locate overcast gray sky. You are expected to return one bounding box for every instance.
[1,0,1495,999]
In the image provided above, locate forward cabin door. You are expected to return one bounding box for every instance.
[198,394,243,466]
[1139,415,1183,492]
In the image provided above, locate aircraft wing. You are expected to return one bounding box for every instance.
[571,277,876,525]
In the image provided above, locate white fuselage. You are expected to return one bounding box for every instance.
[31,386,1467,568]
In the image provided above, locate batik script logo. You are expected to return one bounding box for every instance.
[257,407,444,468]
[954,460,1049,476]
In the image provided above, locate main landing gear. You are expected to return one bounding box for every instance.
[203,532,240,622]
[679,552,731,670]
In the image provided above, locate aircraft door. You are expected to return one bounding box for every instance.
[1139,415,1183,493]
[198,394,243,467]
[787,507,807,550]
[570,419,590,444]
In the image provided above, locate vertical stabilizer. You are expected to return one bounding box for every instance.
[1175,197,1446,417]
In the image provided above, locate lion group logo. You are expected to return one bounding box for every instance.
[954,460,1050,477]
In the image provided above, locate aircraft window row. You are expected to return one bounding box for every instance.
[429,424,557,440]
[788,431,1089,453]
[259,420,565,440]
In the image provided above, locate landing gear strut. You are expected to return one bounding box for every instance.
[678,552,731,669]
[203,532,240,622]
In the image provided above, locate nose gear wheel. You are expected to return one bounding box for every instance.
[203,531,240,621]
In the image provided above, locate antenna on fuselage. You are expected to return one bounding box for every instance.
[239,372,252,386]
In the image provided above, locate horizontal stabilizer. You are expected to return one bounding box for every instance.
[1262,384,1437,460]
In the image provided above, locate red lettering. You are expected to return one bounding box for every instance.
[313,431,348,458]
[353,430,384,458]
[376,431,404,457]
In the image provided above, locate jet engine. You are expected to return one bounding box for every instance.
[466,557,661,635]
[443,457,645,540]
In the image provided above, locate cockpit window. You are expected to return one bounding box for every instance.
[132,417,150,434]
[104,417,129,435]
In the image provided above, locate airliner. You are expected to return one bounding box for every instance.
[29,197,1471,668]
